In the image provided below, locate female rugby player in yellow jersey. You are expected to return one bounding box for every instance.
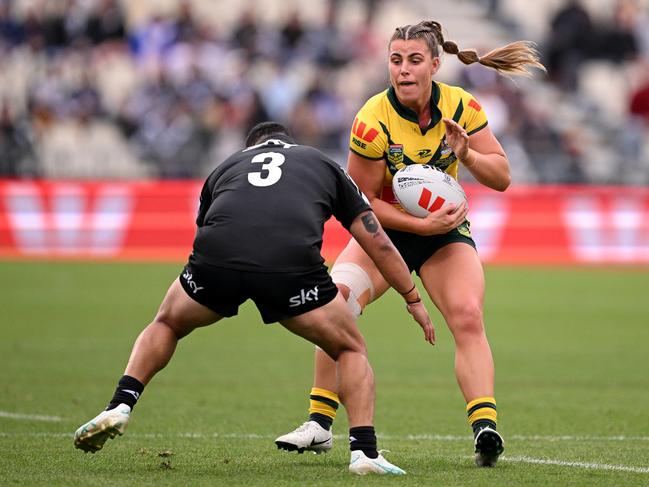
[275,20,545,467]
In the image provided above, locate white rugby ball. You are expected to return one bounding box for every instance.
[392,164,467,218]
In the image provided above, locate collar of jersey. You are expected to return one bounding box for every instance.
[387,81,442,133]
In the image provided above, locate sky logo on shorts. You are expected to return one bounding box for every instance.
[182,269,204,294]
[289,285,319,307]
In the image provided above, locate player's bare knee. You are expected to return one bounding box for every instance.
[341,326,367,355]
[326,326,366,359]
[447,302,484,339]
[153,311,189,339]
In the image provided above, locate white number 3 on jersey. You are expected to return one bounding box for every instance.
[248,152,285,187]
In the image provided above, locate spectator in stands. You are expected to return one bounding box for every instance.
[279,10,305,61]
[630,66,649,124]
[22,7,45,53]
[129,14,177,71]
[289,76,347,154]
[230,8,261,59]
[173,0,198,43]
[42,2,68,52]
[85,0,126,46]
[69,73,104,122]
[0,0,23,49]
[545,0,594,91]
[593,0,639,63]
[0,100,36,177]
[625,61,649,179]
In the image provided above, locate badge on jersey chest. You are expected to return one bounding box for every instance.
[440,138,453,157]
[388,144,404,166]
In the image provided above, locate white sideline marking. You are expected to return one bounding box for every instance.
[2,431,648,442]
[399,434,649,442]
[0,411,62,422]
[503,456,649,474]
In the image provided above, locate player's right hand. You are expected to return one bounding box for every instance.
[406,301,435,345]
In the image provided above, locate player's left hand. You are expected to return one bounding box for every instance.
[442,118,470,160]
[406,300,436,345]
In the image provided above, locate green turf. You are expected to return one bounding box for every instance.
[1,261,648,486]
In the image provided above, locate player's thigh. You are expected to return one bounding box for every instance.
[156,278,223,337]
[280,293,366,360]
[333,237,391,305]
[419,242,485,326]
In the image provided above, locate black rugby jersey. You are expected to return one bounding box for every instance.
[191,138,371,272]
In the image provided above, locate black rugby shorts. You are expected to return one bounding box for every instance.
[385,223,476,274]
[179,260,338,324]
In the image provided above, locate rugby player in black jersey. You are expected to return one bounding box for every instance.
[73,122,434,476]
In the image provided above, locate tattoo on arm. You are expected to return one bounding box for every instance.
[361,213,379,234]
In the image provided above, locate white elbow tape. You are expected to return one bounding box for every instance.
[330,262,375,319]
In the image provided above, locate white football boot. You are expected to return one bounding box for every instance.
[474,426,505,467]
[74,404,131,453]
[348,450,406,475]
[275,420,333,454]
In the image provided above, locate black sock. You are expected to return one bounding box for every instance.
[349,426,378,459]
[107,375,144,411]
[309,412,333,431]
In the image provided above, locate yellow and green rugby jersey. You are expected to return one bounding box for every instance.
[349,81,487,204]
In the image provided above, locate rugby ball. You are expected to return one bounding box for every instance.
[392,164,467,217]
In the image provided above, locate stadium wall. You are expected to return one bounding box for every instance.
[0,180,648,264]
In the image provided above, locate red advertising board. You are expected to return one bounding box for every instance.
[1,180,648,264]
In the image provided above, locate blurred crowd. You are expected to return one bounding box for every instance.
[469,0,649,184]
[0,0,383,178]
[0,0,648,184]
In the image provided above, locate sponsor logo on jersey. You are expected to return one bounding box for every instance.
[352,137,367,150]
[289,285,319,307]
[469,99,482,111]
[387,144,404,165]
[352,118,379,143]
[417,149,432,158]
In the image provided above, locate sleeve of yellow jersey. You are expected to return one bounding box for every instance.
[348,107,387,160]
[460,89,489,136]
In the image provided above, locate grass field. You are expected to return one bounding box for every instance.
[1,261,648,486]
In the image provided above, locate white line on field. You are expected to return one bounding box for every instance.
[502,456,649,474]
[400,434,649,442]
[2,431,647,475]
[1,431,647,474]
[1,431,648,442]
[0,410,62,422]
